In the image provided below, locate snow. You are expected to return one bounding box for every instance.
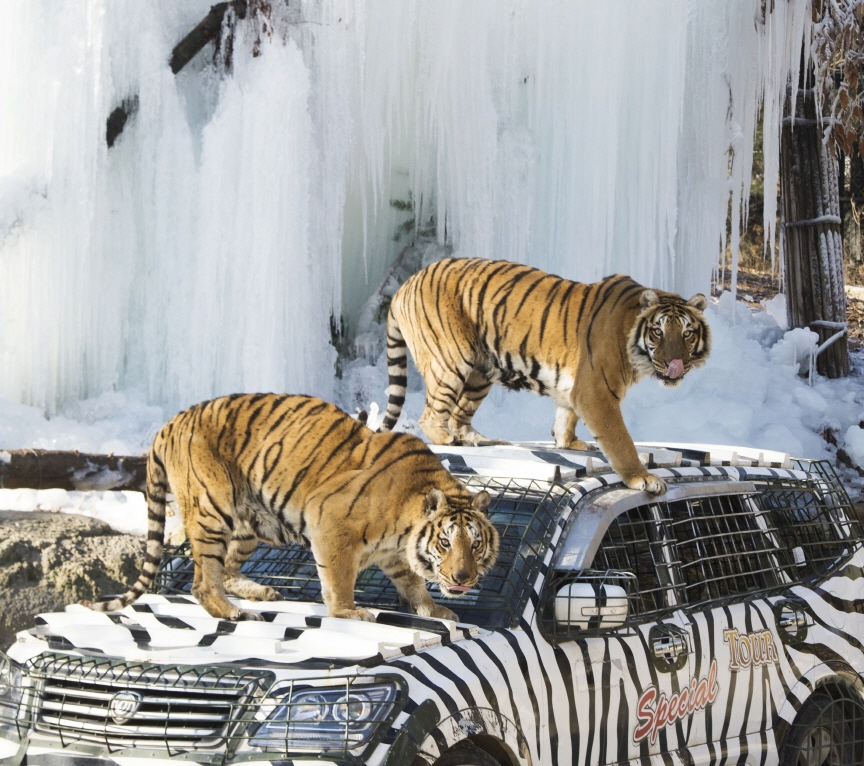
[845,426,864,468]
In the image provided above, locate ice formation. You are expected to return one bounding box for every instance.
[0,1,812,414]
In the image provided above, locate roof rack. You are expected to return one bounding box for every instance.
[428,441,792,483]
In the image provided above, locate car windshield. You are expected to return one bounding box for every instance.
[154,478,574,629]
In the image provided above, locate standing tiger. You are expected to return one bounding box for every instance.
[83,394,499,622]
[380,258,711,496]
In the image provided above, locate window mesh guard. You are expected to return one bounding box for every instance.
[154,476,572,629]
[543,464,864,637]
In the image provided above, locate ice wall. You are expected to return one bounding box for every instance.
[0,1,811,414]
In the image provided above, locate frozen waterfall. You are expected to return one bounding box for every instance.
[0,0,811,414]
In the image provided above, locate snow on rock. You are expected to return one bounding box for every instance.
[768,327,819,373]
[762,293,789,331]
[0,489,153,536]
[844,426,864,469]
[0,390,164,454]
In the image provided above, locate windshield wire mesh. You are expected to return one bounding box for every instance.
[154,476,572,629]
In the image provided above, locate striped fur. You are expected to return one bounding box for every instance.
[83,394,498,622]
[380,258,710,495]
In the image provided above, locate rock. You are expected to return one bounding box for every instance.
[0,511,143,650]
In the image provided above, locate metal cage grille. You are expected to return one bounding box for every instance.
[577,506,673,617]
[154,476,572,629]
[17,653,403,760]
[24,653,272,753]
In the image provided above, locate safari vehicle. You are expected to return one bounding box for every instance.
[2,442,864,766]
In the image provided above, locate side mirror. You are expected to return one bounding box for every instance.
[554,582,628,629]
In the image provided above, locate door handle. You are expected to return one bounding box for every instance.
[652,633,687,660]
[648,623,689,672]
[775,599,812,644]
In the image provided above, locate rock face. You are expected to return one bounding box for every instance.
[0,511,142,650]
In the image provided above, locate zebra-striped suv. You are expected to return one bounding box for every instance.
[2,442,863,766]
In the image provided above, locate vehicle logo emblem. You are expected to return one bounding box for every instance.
[108,691,142,724]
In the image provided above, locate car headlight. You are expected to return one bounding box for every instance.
[250,680,400,753]
[0,653,24,734]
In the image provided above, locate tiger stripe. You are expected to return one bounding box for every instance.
[380,257,711,497]
[84,394,498,624]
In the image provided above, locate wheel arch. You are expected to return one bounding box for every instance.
[773,660,864,747]
[418,707,531,766]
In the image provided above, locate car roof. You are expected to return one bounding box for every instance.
[428,440,800,491]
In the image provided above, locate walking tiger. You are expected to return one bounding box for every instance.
[84,394,499,622]
[379,258,711,496]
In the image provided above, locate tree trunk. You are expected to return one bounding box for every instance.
[0,450,146,492]
[781,83,849,379]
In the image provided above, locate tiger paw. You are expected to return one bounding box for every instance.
[332,607,376,622]
[560,438,596,451]
[426,604,459,622]
[624,473,667,496]
[450,426,509,447]
[249,585,281,602]
[236,610,265,621]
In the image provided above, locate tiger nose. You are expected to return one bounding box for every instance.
[452,569,471,585]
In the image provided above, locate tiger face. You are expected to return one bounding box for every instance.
[406,488,500,598]
[630,290,711,388]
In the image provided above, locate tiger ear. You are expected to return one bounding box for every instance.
[687,294,708,311]
[471,490,491,515]
[424,488,447,517]
[640,289,659,308]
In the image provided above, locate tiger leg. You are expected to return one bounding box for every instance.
[312,540,375,621]
[448,370,507,446]
[378,556,458,621]
[575,388,667,495]
[552,405,595,450]
[418,361,474,445]
[222,521,281,602]
[184,479,264,621]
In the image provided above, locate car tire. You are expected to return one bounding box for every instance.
[780,692,861,766]
[433,743,503,766]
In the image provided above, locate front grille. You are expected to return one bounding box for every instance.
[26,653,272,752]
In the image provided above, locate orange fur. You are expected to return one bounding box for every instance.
[380,258,711,495]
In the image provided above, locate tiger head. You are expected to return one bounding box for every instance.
[406,488,500,597]
[629,289,711,388]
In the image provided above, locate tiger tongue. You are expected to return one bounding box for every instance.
[665,359,684,379]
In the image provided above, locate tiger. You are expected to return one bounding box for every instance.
[379,258,711,496]
[83,394,499,622]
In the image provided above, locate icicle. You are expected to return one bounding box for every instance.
[0,0,815,414]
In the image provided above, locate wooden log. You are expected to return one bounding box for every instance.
[0,450,146,493]
[170,1,247,75]
[781,77,850,378]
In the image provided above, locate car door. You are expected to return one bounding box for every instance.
[658,486,815,764]
[543,490,699,766]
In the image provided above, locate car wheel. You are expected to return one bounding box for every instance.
[780,692,863,766]
[433,743,503,766]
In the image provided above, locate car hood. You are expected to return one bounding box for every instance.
[8,594,477,670]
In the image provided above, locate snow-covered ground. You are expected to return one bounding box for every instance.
[2,288,864,535]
